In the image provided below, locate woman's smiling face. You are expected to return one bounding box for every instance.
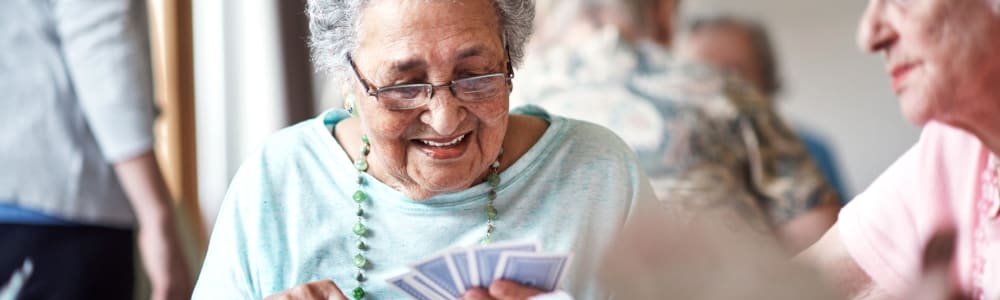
[858,0,1000,126]
[351,0,510,200]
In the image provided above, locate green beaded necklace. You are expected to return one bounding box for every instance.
[349,134,502,299]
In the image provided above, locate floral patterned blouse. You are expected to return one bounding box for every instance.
[511,28,839,233]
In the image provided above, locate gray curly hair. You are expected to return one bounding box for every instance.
[307,0,535,82]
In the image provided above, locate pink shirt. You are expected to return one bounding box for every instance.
[838,121,1000,299]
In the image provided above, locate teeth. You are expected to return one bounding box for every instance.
[421,134,465,147]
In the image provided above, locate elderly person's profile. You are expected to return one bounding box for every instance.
[801,0,1000,298]
[192,0,657,299]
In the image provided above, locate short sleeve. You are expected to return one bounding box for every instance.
[192,162,262,299]
[838,122,982,297]
[837,143,923,296]
[52,0,156,162]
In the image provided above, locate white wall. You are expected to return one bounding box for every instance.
[681,0,922,196]
[194,0,288,233]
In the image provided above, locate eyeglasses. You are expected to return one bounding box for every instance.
[346,51,514,110]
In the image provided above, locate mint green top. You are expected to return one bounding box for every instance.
[192,106,657,299]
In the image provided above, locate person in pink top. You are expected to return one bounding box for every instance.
[800,0,1000,299]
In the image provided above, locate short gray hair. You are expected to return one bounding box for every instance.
[307,0,535,82]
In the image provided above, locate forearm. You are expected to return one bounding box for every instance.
[113,151,176,228]
[113,150,193,299]
[796,225,884,300]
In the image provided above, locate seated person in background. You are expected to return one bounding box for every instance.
[193,0,658,299]
[800,0,1000,298]
[512,0,841,253]
[678,14,850,201]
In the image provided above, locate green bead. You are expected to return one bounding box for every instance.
[354,160,368,172]
[485,206,498,220]
[362,134,370,145]
[492,160,500,168]
[356,240,366,250]
[353,223,367,236]
[353,254,368,268]
[360,145,370,156]
[487,173,500,187]
[488,190,497,200]
[353,190,368,203]
[352,287,366,300]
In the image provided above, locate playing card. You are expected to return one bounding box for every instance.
[387,273,442,300]
[411,252,463,298]
[411,273,455,300]
[447,248,475,291]
[493,252,573,292]
[471,241,540,287]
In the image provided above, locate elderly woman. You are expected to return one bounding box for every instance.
[801,0,1000,298]
[192,0,656,299]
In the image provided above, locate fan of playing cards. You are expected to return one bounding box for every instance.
[386,241,573,300]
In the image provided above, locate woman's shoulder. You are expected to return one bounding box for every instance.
[511,105,637,162]
[236,112,348,180]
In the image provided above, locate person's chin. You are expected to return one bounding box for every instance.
[416,176,476,195]
[899,94,935,126]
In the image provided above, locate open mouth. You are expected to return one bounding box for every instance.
[418,134,466,147]
[412,132,472,160]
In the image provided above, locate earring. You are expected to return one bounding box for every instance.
[345,93,358,117]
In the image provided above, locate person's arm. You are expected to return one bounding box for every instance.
[114,152,193,300]
[50,0,193,298]
[778,201,840,254]
[797,224,890,300]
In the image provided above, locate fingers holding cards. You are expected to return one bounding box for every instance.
[387,241,572,300]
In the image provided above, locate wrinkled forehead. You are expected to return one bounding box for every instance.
[355,0,505,65]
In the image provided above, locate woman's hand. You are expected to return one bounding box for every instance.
[264,280,348,300]
[460,280,548,300]
[907,229,970,300]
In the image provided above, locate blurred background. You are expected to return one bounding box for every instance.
[142,0,920,292]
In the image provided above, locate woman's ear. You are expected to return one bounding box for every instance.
[340,79,360,117]
[345,93,359,117]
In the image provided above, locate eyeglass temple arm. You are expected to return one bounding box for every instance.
[346,53,378,96]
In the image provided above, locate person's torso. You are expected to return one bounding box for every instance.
[0,0,133,227]
[241,108,642,299]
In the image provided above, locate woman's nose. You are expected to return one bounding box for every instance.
[419,91,467,136]
[857,0,897,53]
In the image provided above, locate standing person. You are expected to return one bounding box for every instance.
[800,0,1000,298]
[513,0,841,253]
[678,15,850,201]
[0,0,192,299]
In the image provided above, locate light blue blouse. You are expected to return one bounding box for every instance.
[193,106,657,299]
